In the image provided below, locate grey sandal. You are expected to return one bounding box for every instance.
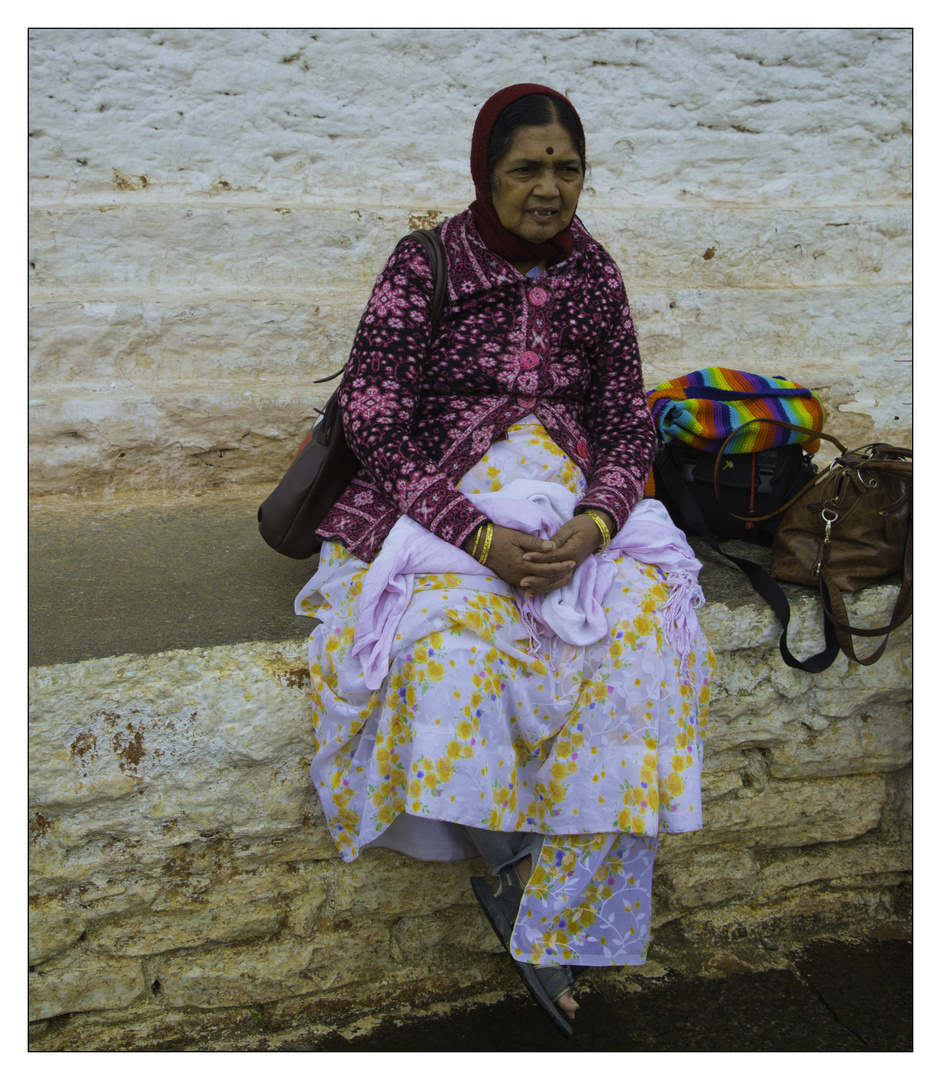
[470,866,575,1037]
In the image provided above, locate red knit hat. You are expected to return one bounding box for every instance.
[469,83,585,267]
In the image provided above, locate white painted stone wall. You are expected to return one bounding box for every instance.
[28,28,912,497]
[28,589,911,1049]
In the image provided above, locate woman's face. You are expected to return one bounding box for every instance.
[489,120,584,243]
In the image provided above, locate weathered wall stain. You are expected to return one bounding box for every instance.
[111,168,149,191]
[113,722,145,774]
[69,731,98,777]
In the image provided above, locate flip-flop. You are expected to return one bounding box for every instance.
[470,873,574,1038]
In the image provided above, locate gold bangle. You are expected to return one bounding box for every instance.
[583,510,611,552]
[470,525,484,560]
[480,523,494,566]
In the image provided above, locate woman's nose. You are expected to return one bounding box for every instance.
[533,168,560,196]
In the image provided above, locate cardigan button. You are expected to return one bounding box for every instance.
[519,351,540,370]
[529,286,548,306]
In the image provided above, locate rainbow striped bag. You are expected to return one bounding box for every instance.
[646,368,826,544]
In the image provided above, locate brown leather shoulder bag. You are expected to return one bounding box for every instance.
[712,418,912,669]
[257,228,447,559]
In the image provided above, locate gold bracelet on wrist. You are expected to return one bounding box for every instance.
[480,523,494,566]
[582,510,612,552]
[470,525,484,560]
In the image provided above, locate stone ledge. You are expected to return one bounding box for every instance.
[27,493,908,668]
[28,492,912,1043]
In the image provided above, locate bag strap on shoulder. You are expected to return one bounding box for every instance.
[400,228,448,328]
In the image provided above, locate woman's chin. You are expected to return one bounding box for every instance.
[512,219,565,243]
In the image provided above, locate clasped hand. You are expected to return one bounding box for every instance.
[463,512,615,597]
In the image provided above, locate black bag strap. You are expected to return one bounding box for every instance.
[312,228,448,386]
[655,448,841,672]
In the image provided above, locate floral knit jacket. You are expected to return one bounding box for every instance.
[316,210,657,563]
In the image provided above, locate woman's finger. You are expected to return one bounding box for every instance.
[522,532,589,564]
[512,531,556,554]
[524,537,591,568]
[523,571,574,597]
[518,557,575,581]
[521,547,575,564]
[520,573,573,594]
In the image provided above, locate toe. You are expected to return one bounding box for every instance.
[556,990,578,1020]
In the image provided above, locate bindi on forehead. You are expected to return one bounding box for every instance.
[545,147,554,155]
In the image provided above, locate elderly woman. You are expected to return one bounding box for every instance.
[296,83,714,1036]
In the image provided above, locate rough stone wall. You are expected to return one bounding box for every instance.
[29,28,912,498]
[28,589,911,1049]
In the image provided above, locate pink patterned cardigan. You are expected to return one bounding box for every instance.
[316,210,657,563]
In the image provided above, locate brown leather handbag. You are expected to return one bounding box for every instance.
[257,228,448,559]
[770,436,912,666]
[713,419,912,670]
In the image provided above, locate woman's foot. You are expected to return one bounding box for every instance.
[497,854,578,1022]
[470,871,575,1037]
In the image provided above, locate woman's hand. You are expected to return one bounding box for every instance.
[463,525,576,595]
[518,511,615,592]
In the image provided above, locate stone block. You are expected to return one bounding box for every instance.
[150,925,390,1008]
[655,844,760,909]
[29,952,145,1022]
[880,766,913,845]
[284,875,332,937]
[700,765,744,803]
[390,905,499,962]
[27,205,417,300]
[28,643,314,831]
[28,298,358,386]
[588,206,911,290]
[28,384,337,497]
[28,29,910,208]
[28,281,911,497]
[755,841,912,898]
[32,286,904,394]
[329,848,479,920]
[86,900,284,957]
[29,894,90,965]
[673,876,905,942]
[28,204,910,299]
[699,774,885,847]
[768,700,912,779]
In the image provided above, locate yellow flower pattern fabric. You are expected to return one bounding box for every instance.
[297,421,714,967]
[512,832,660,966]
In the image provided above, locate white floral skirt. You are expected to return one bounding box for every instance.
[297,420,714,967]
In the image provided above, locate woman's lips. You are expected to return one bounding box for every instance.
[527,207,559,219]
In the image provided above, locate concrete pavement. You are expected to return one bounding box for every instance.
[150,937,914,1052]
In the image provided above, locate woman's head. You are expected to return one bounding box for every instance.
[469,84,586,264]
[485,94,586,183]
[487,112,584,245]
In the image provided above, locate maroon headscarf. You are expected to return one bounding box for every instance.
[469,83,586,267]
